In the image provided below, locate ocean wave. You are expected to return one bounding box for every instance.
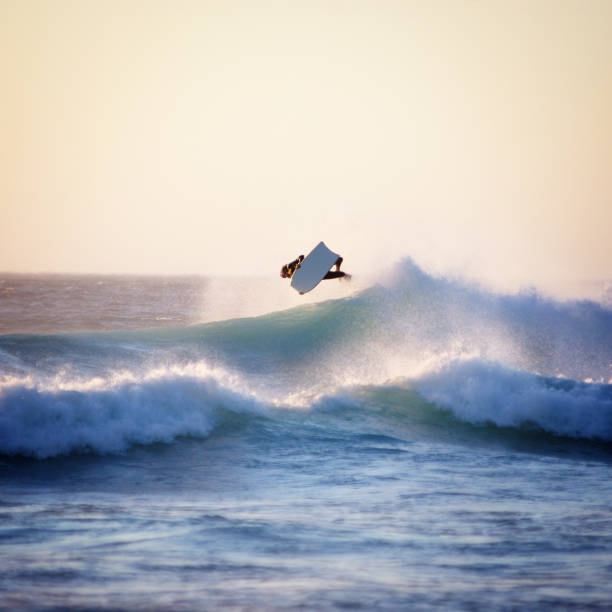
[2,358,611,460]
[307,361,612,445]
[182,258,612,385]
[0,364,266,459]
[2,259,609,384]
[1,260,610,456]
[416,359,612,442]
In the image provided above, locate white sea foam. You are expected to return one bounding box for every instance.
[0,363,266,459]
[416,359,612,441]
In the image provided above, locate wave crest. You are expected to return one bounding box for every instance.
[0,364,265,459]
[416,359,612,441]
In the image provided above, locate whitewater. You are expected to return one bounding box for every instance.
[1,261,611,611]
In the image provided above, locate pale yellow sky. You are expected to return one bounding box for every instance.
[1,0,611,294]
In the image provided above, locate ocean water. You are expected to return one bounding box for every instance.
[1,262,611,611]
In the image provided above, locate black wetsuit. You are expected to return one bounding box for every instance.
[323,270,345,280]
[323,256,345,279]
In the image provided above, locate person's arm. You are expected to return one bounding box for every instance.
[291,255,305,273]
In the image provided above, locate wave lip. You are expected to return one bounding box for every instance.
[0,365,264,459]
[416,359,612,442]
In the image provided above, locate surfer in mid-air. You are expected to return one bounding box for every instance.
[280,254,347,280]
[282,242,351,295]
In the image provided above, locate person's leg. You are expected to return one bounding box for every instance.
[323,270,346,280]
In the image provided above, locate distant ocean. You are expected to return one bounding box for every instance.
[1,261,611,611]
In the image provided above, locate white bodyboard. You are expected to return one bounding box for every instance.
[291,242,339,294]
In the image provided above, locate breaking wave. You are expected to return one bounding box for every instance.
[1,258,610,457]
[0,364,265,459]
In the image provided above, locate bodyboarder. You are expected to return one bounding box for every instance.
[280,254,348,280]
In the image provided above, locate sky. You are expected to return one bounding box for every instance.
[2,0,611,295]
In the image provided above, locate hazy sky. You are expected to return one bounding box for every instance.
[2,0,611,293]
